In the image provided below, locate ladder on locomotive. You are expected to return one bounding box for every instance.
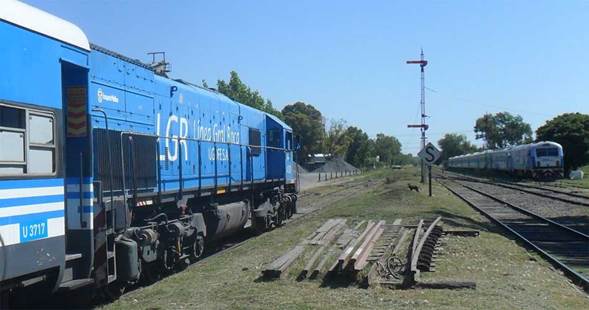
[94,180,118,286]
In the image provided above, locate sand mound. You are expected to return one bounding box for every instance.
[312,157,359,173]
[295,163,309,174]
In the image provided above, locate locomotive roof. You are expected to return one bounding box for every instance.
[0,0,90,51]
[91,44,154,71]
[266,112,292,131]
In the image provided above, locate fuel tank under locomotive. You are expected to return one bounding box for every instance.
[202,201,250,240]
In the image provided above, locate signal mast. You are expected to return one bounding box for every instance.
[406,49,429,183]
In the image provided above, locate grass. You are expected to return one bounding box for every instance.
[555,165,589,189]
[103,167,589,310]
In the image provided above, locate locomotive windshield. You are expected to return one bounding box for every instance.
[536,148,559,157]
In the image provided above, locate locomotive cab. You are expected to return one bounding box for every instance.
[531,142,564,179]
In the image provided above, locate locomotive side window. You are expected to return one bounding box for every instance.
[249,128,261,156]
[286,132,292,150]
[267,129,281,148]
[0,103,56,177]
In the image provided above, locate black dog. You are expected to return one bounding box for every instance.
[408,183,420,192]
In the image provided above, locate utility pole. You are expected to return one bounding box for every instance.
[406,49,428,183]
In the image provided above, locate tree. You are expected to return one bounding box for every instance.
[217,71,282,118]
[324,119,351,158]
[536,113,589,173]
[391,153,417,166]
[437,133,478,163]
[474,112,532,149]
[373,133,401,164]
[282,102,325,161]
[344,126,373,167]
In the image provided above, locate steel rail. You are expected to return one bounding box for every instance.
[410,217,442,281]
[442,171,589,207]
[512,182,589,199]
[439,179,589,291]
[457,176,589,207]
[492,182,589,207]
[456,181,589,239]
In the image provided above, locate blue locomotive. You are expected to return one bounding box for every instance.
[0,1,297,298]
[447,141,564,179]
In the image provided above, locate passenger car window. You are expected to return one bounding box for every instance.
[0,130,25,162]
[0,105,26,129]
[29,114,54,145]
[28,113,56,174]
[0,105,27,175]
[0,103,56,177]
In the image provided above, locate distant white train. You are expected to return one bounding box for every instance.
[447,141,564,179]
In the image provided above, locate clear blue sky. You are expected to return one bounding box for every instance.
[26,0,589,154]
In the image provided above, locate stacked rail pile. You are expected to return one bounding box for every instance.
[262,218,407,282]
[262,218,347,279]
[262,216,478,290]
[407,217,443,283]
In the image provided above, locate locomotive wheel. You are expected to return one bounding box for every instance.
[103,281,126,301]
[191,235,205,261]
[0,290,11,309]
[161,247,178,273]
[254,215,271,234]
[274,209,284,227]
[141,263,161,284]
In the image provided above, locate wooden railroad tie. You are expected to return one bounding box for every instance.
[333,220,377,272]
[263,245,305,279]
[299,219,346,279]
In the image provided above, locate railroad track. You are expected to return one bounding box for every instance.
[499,182,589,206]
[439,178,589,291]
[441,171,589,207]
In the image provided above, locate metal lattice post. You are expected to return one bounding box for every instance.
[406,49,429,184]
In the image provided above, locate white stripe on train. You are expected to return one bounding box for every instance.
[66,183,94,193]
[0,217,65,247]
[0,202,63,218]
[0,186,64,199]
[66,198,94,230]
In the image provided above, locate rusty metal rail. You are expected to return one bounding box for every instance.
[440,179,589,291]
[409,217,442,283]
